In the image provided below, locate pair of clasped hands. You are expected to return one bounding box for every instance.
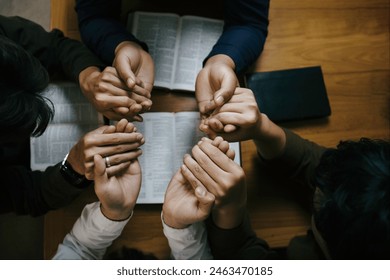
[163,86,261,230]
[74,41,260,225]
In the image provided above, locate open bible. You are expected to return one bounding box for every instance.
[134,112,241,203]
[127,11,223,92]
[30,82,101,171]
[31,82,240,204]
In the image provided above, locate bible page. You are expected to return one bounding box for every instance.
[173,112,206,171]
[30,82,99,170]
[128,12,180,89]
[173,16,223,91]
[174,112,241,167]
[134,112,176,203]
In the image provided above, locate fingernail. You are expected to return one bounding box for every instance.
[183,154,191,160]
[216,96,224,105]
[127,78,135,86]
[195,186,206,197]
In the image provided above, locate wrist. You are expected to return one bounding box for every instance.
[205,54,235,70]
[66,148,84,175]
[253,113,286,160]
[115,40,142,55]
[212,205,246,229]
[78,67,101,101]
[60,153,92,189]
[253,113,270,141]
[100,204,133,221]
[161,210,189,229]
[78,66,100,87]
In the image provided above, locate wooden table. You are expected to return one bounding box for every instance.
[45,0,390,259]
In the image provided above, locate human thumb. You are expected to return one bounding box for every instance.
[93,154,108,188]
[195,185,215,217]
[114,56,136,89]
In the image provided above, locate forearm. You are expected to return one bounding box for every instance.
[205,0,269,73]
[52,33,106,82]
[204,54,236,71]
[53,202,130,259]
[1,163,84,216]
[162,214,213,260]
[0,15,52,56]
[76,0,147,65]
[0,15,104,82]
[211,205,246,230]
[259,129,327,188]
[253,114,287,160]
[206,211,276,259]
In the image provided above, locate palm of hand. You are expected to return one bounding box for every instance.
[163,171,206,228]
[97,160,141,211]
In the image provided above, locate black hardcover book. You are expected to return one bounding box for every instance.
[245,66,331,122]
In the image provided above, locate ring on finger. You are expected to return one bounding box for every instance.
[105,156,111,167]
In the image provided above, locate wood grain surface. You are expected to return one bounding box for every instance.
[45,0,389,259]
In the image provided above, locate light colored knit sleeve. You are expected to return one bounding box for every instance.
[162,213,213,260]
[52,202,130,260]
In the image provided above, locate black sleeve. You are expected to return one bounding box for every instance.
[75,0,148,65]
[258,129,327,189]
[0,15,105,82]
[0,163,86,216]
[206,212,279,260]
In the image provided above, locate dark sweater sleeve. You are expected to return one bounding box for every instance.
[0,163,86,216]
[0,15,105,82]
[206,212,278,259]
[259,129,327,189]
[75,0,148,65]
[204,0,270,74]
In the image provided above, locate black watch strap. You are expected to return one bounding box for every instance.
[60,153,92,189]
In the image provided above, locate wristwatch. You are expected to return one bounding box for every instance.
[60,153,92,189]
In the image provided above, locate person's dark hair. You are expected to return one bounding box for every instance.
[0,35,53,137]
[313,138,390,259]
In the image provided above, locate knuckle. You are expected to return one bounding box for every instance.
[247,110,258,123]
[194,164,201,173]
[215,188,225,200]
[219,178,230,189]
[103,66,113,72]
[97,81,109,92]
[95,94,108,105]
[110,135,121,145]
[232,169,245,183]
[191,179,198,188]
[82,137,93,148]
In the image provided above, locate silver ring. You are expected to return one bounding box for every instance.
[105,156,111,167]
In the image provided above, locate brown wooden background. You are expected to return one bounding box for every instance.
[45,0,389,259]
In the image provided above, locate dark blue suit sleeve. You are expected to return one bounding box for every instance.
[205,0,270,74]
[75,0,148,65]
